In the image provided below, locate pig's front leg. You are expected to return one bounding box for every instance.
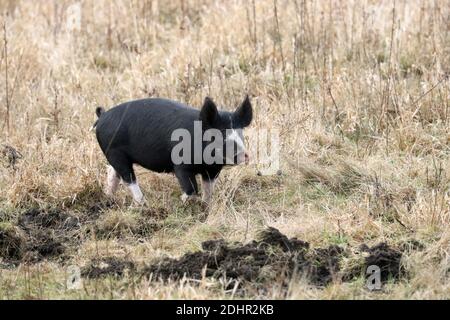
[174,166,199,203]
[128,182,145,205]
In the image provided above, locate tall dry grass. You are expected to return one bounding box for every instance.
[0,0,449,299]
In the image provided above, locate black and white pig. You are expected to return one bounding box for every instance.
[93,96,253,204]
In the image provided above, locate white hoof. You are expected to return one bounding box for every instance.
[181,193,199,204]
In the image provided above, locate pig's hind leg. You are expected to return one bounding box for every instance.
[106,151,145,205]
[105,165,120,196]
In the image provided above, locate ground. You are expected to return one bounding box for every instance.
[0,0,449,299]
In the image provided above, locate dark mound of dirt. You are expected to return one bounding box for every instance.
[257,227,310,252]
[2,205,171,265]
[18,208,79,231]
[0,208,81,263]
[363,243,404,281]
[0,226,26,261]
[344,242,405,283]
[144,227,343,288]
[306,245,345,285]
[17,208,81,262]
[144,228,409,290]
[23,230,65,262]
[81,257,135,279]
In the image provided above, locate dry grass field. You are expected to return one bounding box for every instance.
[0,0,449,299]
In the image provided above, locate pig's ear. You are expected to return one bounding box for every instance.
[233,95,253,127]
[200,97,218,127]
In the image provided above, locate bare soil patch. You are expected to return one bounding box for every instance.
[1,209,407,292]
[81,257,136,279]
[344,243,406,282]
[0,225,26,261]
[144,227,406,289]
[0,205,170,265]
[0,208,81,263]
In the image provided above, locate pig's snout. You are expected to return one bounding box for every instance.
[236,152,250,165]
